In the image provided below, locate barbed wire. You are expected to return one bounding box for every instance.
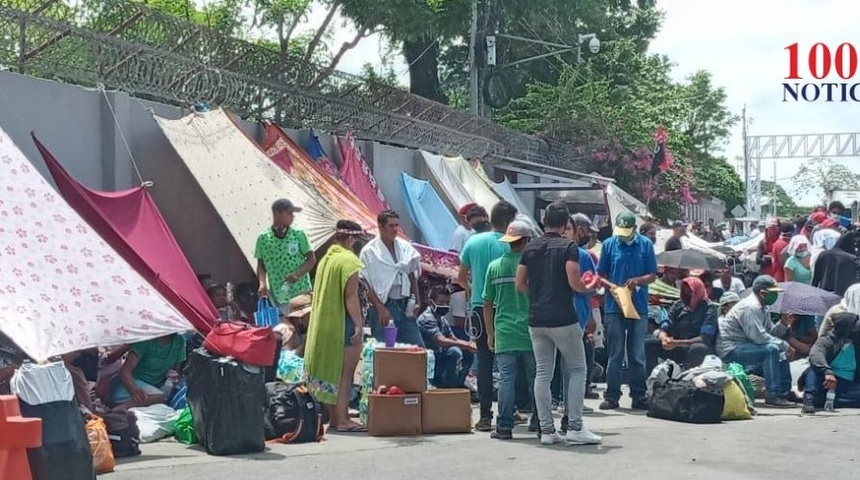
[0,0,594,170]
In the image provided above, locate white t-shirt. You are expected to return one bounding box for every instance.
[713,277,745,295]
[450,225,474,252]
[450,291,468,318]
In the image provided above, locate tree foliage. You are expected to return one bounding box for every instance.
[499,38,740,221]
[791,157,860,204]
[760,180,804,217]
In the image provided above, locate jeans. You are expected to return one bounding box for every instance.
[466,307,495,420]
[451,326,478,375]
[803,367,860,407]
[433,346,474,388]
[725,343,791,398]
[369,298,425,348]
[605,313,648,402]
[496,351,536,430]
[531,323,587,433]
[645,338,712,375]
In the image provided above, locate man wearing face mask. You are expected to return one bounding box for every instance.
[417,286,477,388]
[597,212,658,411]
[255,199,316,316]
[716,275,796,408]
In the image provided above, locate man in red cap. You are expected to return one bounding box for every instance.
[451,203,477,252]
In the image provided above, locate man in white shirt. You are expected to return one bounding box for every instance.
[714,269,745,295]
[451,203,478,252]
[360,210,424,347]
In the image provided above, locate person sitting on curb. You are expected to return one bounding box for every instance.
[716,275,795,408]
[802,312,860,414]
[417,286,477,389]
[645,277,718,374]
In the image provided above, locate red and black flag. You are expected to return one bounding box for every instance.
[650,126,673,176]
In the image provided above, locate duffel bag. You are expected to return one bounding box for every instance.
[647,379,724,424]
[203,321,277,367]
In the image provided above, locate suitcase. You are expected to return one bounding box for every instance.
[187,348,267,456]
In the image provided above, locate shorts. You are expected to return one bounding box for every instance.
[108,376,163,406]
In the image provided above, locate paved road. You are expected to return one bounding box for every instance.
[110,396,860,480]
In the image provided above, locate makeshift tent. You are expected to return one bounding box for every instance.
[34,135,217,335]
[337,132,389,214]
[443,156,501,211]
[154,109,339,267]
[0,126,191,360]
[259,123,458,279]
[261,124,375,232]
[400,173,458,250]
[305,129,340,179]
[421,151,473,212]
[473,162,542,233]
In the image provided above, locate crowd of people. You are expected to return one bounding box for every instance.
[8,197,860,449]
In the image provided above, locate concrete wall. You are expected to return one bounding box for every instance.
[0,71,428,286]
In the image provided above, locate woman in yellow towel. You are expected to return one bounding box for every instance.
[305,220,368,433]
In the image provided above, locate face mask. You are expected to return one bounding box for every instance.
[763,291,779,306]
[577,235,590,247]
[795,251,810,258]
[431,303,450,316]
[472,220,491,233]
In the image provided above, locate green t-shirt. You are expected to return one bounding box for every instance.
[483,252,532,353]
[254,227,313,305]
[132,335,186,387]
[784,256,812,285]
[461,231,510,308]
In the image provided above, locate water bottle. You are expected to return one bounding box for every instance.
[384,319,398,348]
[824,390,836,412]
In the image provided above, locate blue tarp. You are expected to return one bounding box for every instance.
[400,173,457,250]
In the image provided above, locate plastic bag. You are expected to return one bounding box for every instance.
[129,404,180,443]
[722,379,752,421]
[174,407,198,445]
[726,363,755,403]
[86,415,116,474]
[11,361,75,406]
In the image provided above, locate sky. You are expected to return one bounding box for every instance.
[292,0,860,208]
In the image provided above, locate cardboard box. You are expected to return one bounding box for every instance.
[368,394,422,437]
[421,389,472,434]
[373,348,427,394]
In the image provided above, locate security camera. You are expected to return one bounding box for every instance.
[588,36,600,54]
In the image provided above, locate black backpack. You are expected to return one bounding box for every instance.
[263,382,324,443]
[647,379,725,424]
[101,410,141,458]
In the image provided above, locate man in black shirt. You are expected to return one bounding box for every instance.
[516,202,602,446]
[665,220,687,251]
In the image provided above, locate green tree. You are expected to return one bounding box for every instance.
[760,180,801,217]
[693,154,745,216]
[791,157,860,204]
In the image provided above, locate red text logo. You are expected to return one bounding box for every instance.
[783,42,860,102]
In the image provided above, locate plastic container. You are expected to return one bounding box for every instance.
[384,320,398,348]
[824,390,836,412]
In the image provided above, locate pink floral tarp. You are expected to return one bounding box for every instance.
[0,127,192,360]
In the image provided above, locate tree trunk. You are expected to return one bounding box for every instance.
[403,37,447,104]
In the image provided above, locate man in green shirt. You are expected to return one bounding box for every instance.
[109,334,186,410]
[256,199,317,316]
[483,220,535,440]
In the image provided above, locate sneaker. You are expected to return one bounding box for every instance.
[583,406,594,414]
[475,418,493,431]
[491,429,513,440]
[540,430,564,446]
[801,396,816,415]
[585,389,600,400]
[464,374,478,393]
[764,397,795,408]
[514,412,529,425]
[566,427,603,445]
[631,398,648,411]
[559,415,569,434]
[599,399,620,410]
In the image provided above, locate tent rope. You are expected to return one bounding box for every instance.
[97,84,146,186]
